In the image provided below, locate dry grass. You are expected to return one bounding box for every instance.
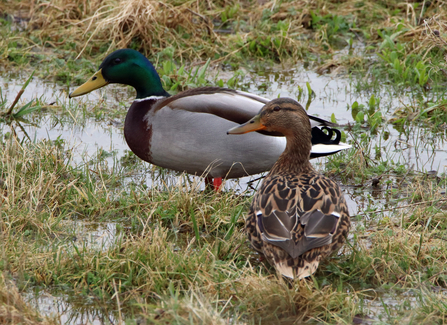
[1,0,445,65]
[0,274,58,325]
[4,0,224,59]
[403,14,447,65]
[77,0,221,59]
[1,118,447,323]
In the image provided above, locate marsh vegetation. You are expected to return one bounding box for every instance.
[1,0,447,324]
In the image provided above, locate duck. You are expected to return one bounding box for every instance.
[69,49,351,188]
[227,98,350,279]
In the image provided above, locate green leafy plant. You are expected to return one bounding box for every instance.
[310,11,354,47]
[0,71,41,123]
[376,26,432,87]
[349,95,384,133]
[158,53,212,92]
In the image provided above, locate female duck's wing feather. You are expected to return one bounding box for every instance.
[254,173,347,260]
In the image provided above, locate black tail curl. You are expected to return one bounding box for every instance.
[311,126,341,145]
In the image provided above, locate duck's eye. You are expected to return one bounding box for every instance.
[113,58,122,65]
[273,106,281,112]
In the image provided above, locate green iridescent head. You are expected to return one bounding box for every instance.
[70,49,169,99]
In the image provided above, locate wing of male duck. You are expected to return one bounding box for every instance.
[158,87,350,157]
[158,87,336,128]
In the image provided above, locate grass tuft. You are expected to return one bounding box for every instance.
[0,273,58,325]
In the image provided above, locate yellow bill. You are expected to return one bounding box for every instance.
[227,114,266,134]
[69,69,108,98]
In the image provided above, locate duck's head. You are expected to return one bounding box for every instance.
[227,98,311,138]
[69,49,169,99]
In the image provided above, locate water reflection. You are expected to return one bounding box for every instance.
[26,288,120,325]
[71,221,120,251]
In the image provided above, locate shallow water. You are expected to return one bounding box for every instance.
[3,66,447,214]
[2,63,447,323]
[26,288,121,325]
[26,280,444,324]
[70,221,120,251]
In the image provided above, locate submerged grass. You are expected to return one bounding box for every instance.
[0,273,58,325]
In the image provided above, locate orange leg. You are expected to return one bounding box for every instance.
[205,177,223,192]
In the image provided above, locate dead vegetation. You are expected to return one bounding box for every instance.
[1,0,447,323]
[1,114,447,323]
[1,0,445,64]
[0,274,58,325]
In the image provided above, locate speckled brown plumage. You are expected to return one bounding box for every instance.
[228,97,350,279]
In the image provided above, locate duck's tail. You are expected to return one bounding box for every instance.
[275,257,320,280]
[310,126,351,158]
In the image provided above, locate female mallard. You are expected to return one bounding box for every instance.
[228,98,350,279]
[69,49,350,187]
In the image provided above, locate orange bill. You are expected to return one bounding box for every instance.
[227,114,266,134]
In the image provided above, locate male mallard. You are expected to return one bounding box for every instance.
[228,98,350,279]
[69,49,350,187]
